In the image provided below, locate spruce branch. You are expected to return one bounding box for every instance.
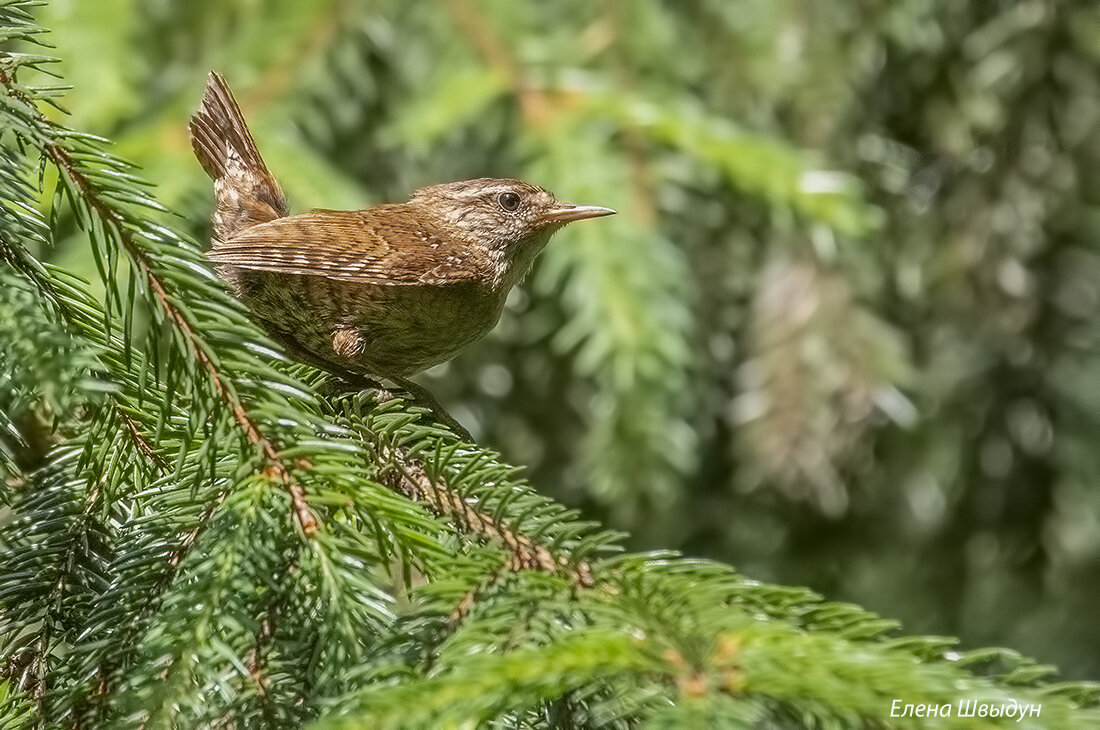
[2,3,1100,727]
[52,143,317,536]
[0,244,166,477]
[330,390,600,591]
[381,441,591,583]
[0,64,317,537]
[0,446,108,712]
[0,143,166,477]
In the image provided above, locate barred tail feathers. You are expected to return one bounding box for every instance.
[189,72,287,240]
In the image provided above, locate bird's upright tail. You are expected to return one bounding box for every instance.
[189,72,287,242]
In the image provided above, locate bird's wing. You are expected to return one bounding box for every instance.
[206,207,486,285]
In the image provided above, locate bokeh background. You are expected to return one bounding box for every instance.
[34,0,1100,679]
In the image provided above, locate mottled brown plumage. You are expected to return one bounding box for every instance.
[189,72,614,381]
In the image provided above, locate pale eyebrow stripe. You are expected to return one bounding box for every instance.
[454,186,510,198]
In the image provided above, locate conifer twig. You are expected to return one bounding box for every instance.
[0,149,167,476]
[53,144,318,535]
[378,441,594,589]
[0,69,318,537]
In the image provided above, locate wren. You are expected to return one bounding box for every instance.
[189,73,614,397]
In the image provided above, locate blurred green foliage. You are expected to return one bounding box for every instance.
[33,0,1100,679]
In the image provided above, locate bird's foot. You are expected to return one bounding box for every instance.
[390,376,474,442]
[326,371,473,442]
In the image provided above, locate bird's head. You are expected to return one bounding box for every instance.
[410,178,615,286]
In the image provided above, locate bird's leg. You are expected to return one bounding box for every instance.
[326,371,389,395]
[260,320,472,440]
[321,371,473,440]
[333,334,472,439]
[389,375,474,442]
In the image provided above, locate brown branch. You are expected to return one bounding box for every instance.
[1,168,168,476]
[1,67,317,535]
[241,546,299,706]
[246,615,274,688]
[125,245,315,536]
[1,473,108,722]
[118,408,168,473]
[377,441,593,589]
[334,384,595,623]
[50,136,316,537]
[445,557,518,627]
[394,446,592,628]
[77,485,230,728]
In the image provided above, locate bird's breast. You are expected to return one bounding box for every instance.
[230,268,506,377]
[345,280,506,375]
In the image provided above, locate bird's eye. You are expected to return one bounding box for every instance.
[498,191,521,212]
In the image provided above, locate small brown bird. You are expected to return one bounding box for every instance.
[189,73,614,399]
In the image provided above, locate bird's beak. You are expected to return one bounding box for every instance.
[542,203,617,224]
